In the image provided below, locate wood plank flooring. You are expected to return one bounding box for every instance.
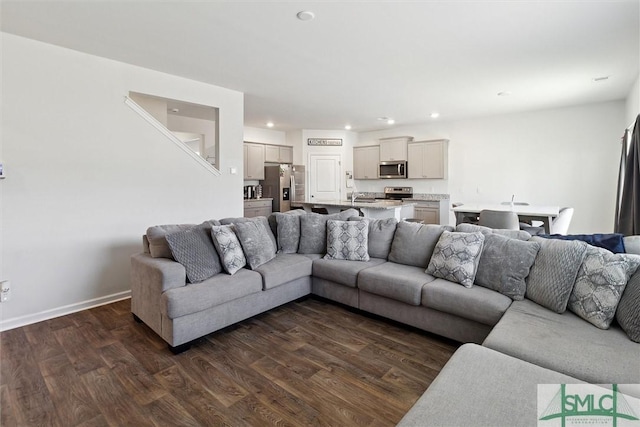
[0,297,458,426]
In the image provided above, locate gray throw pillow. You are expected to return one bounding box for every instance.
[146,224,196,259]
[349,217,397,259]
[616,267,640,342]
[275,213,302,253]
[325,219,370,261]
[298,210,359,254]
[455,223,531,241]
[525,236,588,313]
[234,220,277,269]
[388,222,454,267]
[219,216,277,253]
[475,233,540,300]
[210,225,246,275]
[568,247,640,329]
[426,231,485,288]
[165,223,222,283]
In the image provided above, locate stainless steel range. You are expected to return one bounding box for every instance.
[384,186,413,201]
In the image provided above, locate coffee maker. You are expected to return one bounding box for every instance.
[244,185,255,199]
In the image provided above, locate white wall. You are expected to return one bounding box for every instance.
[244,126,287,146]
[0,33,244,329]
[359,101,626,233]
[626,74,639,127]
[167,115,217,162]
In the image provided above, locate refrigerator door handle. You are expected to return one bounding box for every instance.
[290,175,296,202]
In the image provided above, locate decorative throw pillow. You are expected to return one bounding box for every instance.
[568,247,640,329]
[275,213,302,253]
[616,267,640,342]
[426,231,485,288]
[165,223,222,283]
[219,216,276,253]
[349,217,397,259]
[234,220,277,269]
[389,222,454,268]
[298,209,359,254]
[325,219,370,261]
[475,233,540,300]
[146,224,196,259]
[525,236,588,313]
[210,225,246,275]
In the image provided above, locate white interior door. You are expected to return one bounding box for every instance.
[309,154,341,201]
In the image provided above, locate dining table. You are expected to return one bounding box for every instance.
[452,203,560,234]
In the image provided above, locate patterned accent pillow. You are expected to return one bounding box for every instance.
[568,246,640,329]
[426,231,485,288]
[210,225,246,275]
[324,219,370,262]
[616,267,640,342]
[165,223,222,283]
[526,237,588,313]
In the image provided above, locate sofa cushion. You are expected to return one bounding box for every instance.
[421,278,512,326]
[568,246,640,329]
[426,231,485,288]
[455,223,531,240]
[349,217,397,259]
[298,209,359,254]
[234,220,277,269]
[274,212,302,253]
[397,344,583,427]
[325,219,370,261]
[388,222,454,268]
[253,253,313,290]
[219,216,277,254]
[358,262,436,305]
[162,268,263,319]
[474,233,540,300]
[165,222,223,283]
[312,257,387,288]
[211,225,246,275]
[147,224,196,259]
[483,299,640,384]
[525,236,588,313]
[617,268,640,342]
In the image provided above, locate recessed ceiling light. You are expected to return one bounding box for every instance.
[345,125,352,130]
[497,91,512,97]
[430,112,440,119]
[296,11,315,21]
[266,122,274,128]
[593,76,610,82]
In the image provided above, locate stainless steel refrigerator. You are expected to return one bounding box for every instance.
[261,165,305,212]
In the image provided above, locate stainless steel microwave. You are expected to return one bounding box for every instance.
[379,161,407,179]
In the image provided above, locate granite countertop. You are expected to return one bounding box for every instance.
[298,199,415,210]
[244,198,273,201]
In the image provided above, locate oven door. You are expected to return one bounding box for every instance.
[379,161,407,179]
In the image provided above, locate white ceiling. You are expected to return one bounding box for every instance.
[2,0,638,132]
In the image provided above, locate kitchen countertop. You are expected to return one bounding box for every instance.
[243,198,273,201]
[297,199,415,210]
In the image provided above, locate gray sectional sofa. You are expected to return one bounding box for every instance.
[131,209,640,425]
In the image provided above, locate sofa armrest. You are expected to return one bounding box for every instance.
[131,253,186,293]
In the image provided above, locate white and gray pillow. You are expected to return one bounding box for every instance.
[616,267,640,342]
[568,247,640,329]
[389,222,454,268]
[298,209,359,254]
[234,220,277,269]
[475,233,540,300]
[275,212,302,253]
[210,225,246,275]
[349,217,397,259]
[219,216,276,253]
[325,219,370,262]
[525,236,588,313]
[426,231,485,288]
[165,223,222,283]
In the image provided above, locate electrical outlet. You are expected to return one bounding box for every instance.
[1,281,11,302]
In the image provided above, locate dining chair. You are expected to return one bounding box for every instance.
[478,209,520,230]
[549,207,574,235]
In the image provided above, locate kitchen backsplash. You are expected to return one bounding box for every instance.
[350,191,450,201]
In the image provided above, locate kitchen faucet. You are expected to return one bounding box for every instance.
[351,191,365,205]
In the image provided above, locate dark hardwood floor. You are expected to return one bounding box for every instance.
[1,297,458,426]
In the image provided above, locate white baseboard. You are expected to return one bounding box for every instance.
[0,291,132,332]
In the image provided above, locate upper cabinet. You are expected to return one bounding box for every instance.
[265,145,293,164]
[244,142,265,180]
[407,139,448,179]
[379,136,413,161]
[353,145,380,180]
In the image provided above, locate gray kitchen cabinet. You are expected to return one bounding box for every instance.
[244,142,265,180]
[379,136,412,161]
[244,199,272,218]
[353,145,380,180]
[265,145,293,164]
[407,140,448,179]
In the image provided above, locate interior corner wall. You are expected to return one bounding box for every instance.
[0,33,244,329]
[243,126,287,146]
[358,101,626,233]
[626,74,639,126]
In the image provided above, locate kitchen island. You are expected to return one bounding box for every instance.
[293,199,415,220]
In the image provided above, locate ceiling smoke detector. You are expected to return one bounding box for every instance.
[296,11,315,21]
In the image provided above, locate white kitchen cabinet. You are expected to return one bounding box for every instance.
[407,139,448,179]
[353,146,380,180]
[265,145,293,164]
[410,200,449,225]
[379,136,412,161]
[244,142,265,180]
